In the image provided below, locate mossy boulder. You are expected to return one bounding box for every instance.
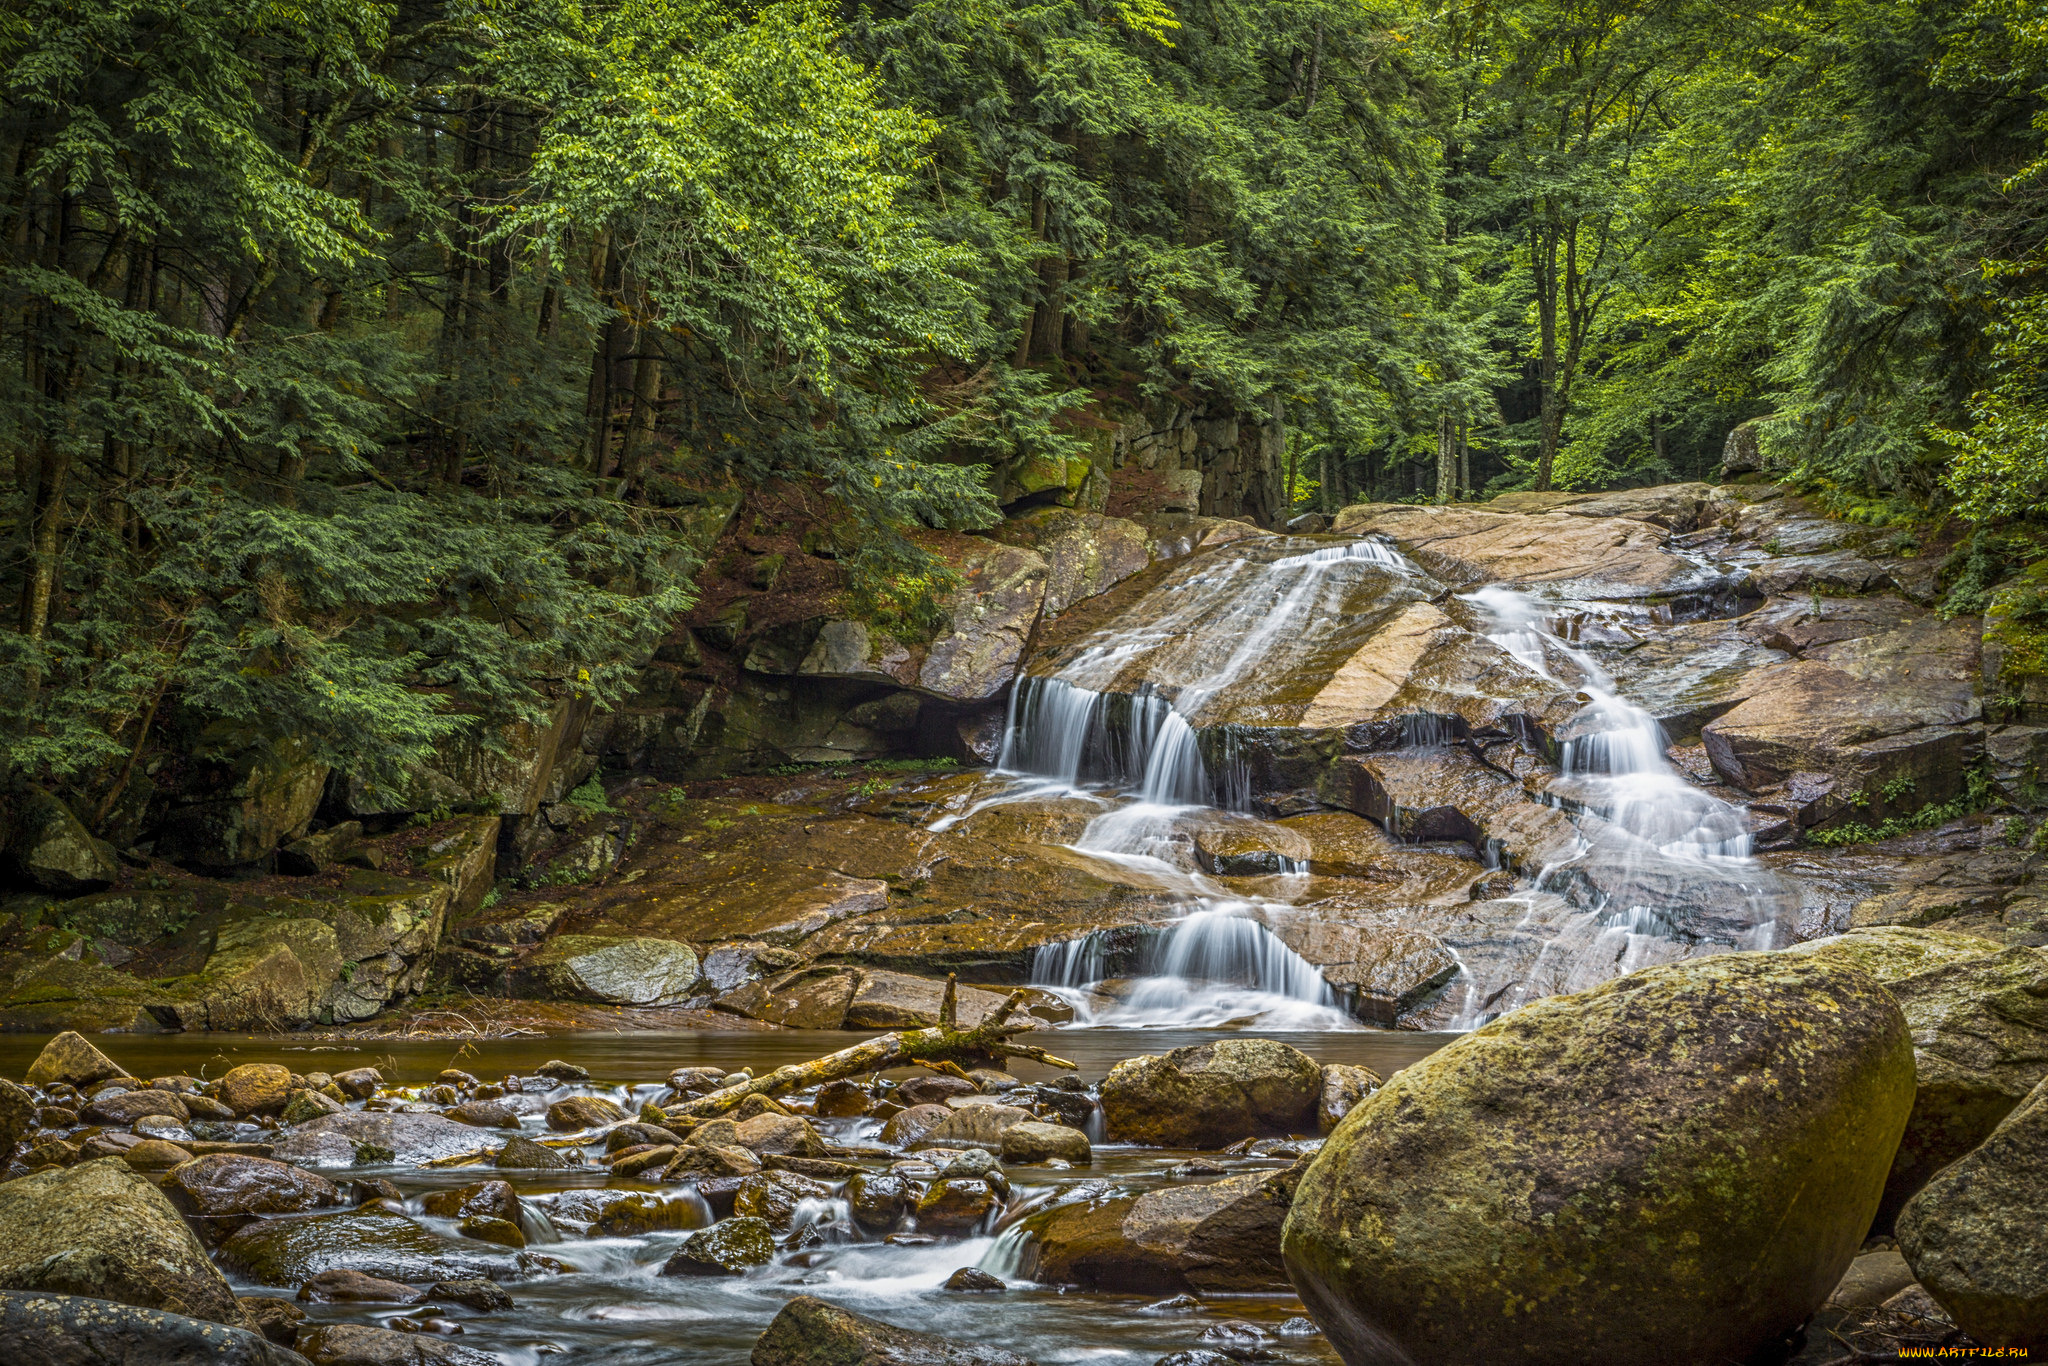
[155,730,327,868]
[23,1030,130,1086]
[0,1157,243,1324]
[658,1217,775,1275]
[1281,953,1914,1366]
[1876,945,2048,1227]
[162,1154,343,1242]
[1101,1038,1322,1148]
[1898,1076,2048,1351]
[753,1295,1036,1366]
[1778,925,2001,983]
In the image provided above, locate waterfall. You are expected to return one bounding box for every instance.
[1443,587,1794,1026]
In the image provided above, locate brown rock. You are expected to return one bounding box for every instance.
[733,1170,831,1229]
[122,1138,195,1172]
[753,1295,1036,1366]
[296,1268,423,1303]
[878,1104,952,1148]
[81,1088,190,1127]
[912,1104,1036,1153]
[24,1031,131,1088]
[164,1154,343,1241]
[218,1064,295,1117]
[731,1112,826,1158]
[419,1180,520,1224]
[546,1095,627,1130]
[457,1214,526,1248]
[916,1178,998,1233]
[238,1294,307,1345]
[813,1080,871,1118]
[445,1099,521,1129]
[1101,1039,1322,1148]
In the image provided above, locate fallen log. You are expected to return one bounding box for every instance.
[663,986,1076,1120]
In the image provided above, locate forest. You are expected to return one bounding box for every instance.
[0,0,2043,803]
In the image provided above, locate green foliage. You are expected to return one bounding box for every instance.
[565,775,616,815]
[1806,767,1995,846]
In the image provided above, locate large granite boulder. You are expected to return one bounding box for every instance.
[162,1155,344,1242]
[1101,1039,1321,1147]
[752,1294,1036,1366]
[0,789,118,893]
[1778,926,2002,984]
[154,731,327,868]
[1898,1076,2048,1351]
[1873,946,2048,1226]
[23,1032,130,1087]
[1281,953,1914,1366]
[507,934,700,1006]
[918,543,1050,703]
[0,1290,311,1366]
[0,1158,243,1325]
[987,508,1151,617]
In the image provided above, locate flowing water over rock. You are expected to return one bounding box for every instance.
[952,532,1796,1030]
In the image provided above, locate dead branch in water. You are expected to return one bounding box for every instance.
[662,988,1076,1119]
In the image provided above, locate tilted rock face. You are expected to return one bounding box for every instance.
[1281,953,1914,1366]
[0,788,118,893]
[918,543,1050,703]
[1898,1076,2048,1351]
[1872,946,2048,1227]
[1777,925,2000,983]
[23,1030,130,1086]
[1023,1163,1302,1293]
[0,1158,244,1325]
[1101,1039,1321,1147]
[988,507,1152,618]
[508,934,700,1006]
[154,730,328,868]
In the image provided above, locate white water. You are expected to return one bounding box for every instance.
[1442,587,1793,1026]
[938,532,1791,1032]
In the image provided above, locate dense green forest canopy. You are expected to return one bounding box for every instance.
[0,0,2042,807]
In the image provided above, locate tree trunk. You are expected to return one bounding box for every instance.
[1435,410,1456,504]
[1533,220,1561,492]
[1458,422,1471,500]
[615,331,664,498]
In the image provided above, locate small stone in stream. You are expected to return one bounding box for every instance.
[238,1294,306,1345]
[534,1060,589,1082]
[182,1092,237,1121]
[1169,1159,1227,1179]
[81,1088,187,1126]
[752,1295,1037,1366]
[659,1217,776,1275]
[732,1112,826,1158]
[1154,1353,1237,1366]
[945,1267,1006,1291]
[395,1316,466,1336]
[134,1113,196,1142]
[496,1134,576,1169]
[607,1122,685,1152]
[445,1099,521,1129]
[895,1075,978,1107]
[421,1182,522,1221]
[1245,1140,1303,1159]
[421,1086,462,1107]
[884,1233,935,1246]
[731,1094,792,1122]
[0,1290,301,1366]
[969,1069,1022,1093]
[282,1088,344,1124]
[877,1103,951,1148]
[546,1095,626,1130]
[1317,1063,1381,1132]
[24,1031,131,1087]
[1031,1087,1097,1130]
[611,1144,676,1177]
[32,1104,75,1129]
[217,1064,295,1117]
[332,1068,382,1099]
[296,1322,498,1365]
[1198,1321,1272,1359]
[667,1067,727,1095]
[915,1104,1035,1154]
[684,1117,741,1148]
[515,1251,575,1277]
[733,1170,830,1229]
[296,1268,424,1303]
[813,1080,871,1118]
[664,1144,761,1179]
[121,1138,195,1171]
[437,1070,478,1089]
[941,1147,1004,1182]
[1002,1121,1092,1165]
[1143,1295,1202,1314]
[1275,1317,1321,1337]
[352,1178,404,1205]
[784,1222,824,1252]
[457,1215,526,1248]
[80,1130,144,1160]
[916,1177,997,1233]
[429,1279,513,1312]
[847,1172,911,1231]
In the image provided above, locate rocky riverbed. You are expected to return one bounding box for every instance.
[0,920,2043,1366]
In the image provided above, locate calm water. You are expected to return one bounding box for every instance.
[13,1026,1452,1366]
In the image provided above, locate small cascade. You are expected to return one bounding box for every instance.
[1444,587,1795,1026]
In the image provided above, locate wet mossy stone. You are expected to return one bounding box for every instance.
[0,1290,310,1366]
[216,1207,500,1287]
[23,1030,130,1087]
[658,1216,775,1276]
[752,1294,1037,1366]
[1101,1038,1321,1148]
[0,1157,243,1325]
[1281,953,1915,1366]
[269,1112,486,1168]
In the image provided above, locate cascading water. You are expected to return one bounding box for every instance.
[962,538,1423,1029]
[1441,587,1795,1026]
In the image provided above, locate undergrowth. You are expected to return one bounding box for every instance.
[1806,768,1994,847]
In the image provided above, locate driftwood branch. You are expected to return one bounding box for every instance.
[662,995,1075,1120]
